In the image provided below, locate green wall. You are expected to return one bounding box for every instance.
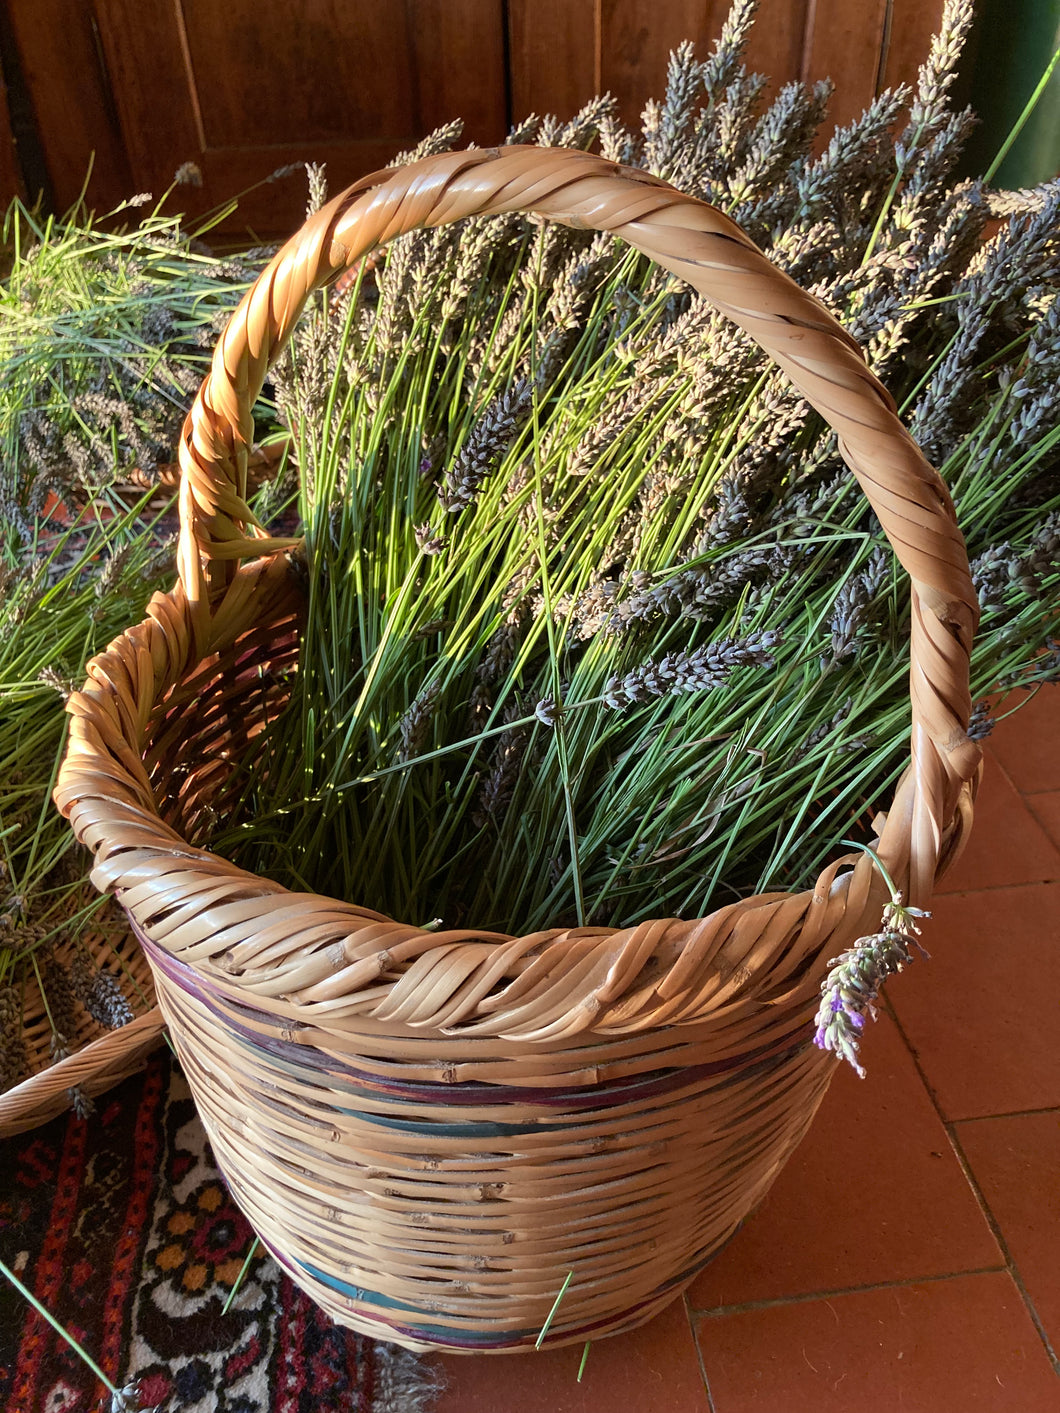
[958,0,1060,186]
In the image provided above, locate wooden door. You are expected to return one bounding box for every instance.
[2,0,948,233]
[3,0,507,233]
[90,0,507,233]
[509,0,945,136]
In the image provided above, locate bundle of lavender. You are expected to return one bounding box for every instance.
[0,494,175,1097]
[0,194,281,1098]
[0,188,272,536]
[218,0,1058,937]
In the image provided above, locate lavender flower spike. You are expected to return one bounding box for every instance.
[603,630,781,709]
[814,894,930,1076]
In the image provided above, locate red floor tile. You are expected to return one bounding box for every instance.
[687,1013,1001,1311]
[1027,791,1060,853]
[887,882,1060,1120]
[935,749,1060,894]
[696,1272,1059,1412]
[429,1298,710,1413]
[955,1110,1060,1356]
[988,689,1060,795]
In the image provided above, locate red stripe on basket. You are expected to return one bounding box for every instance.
[10,1110,90,1408]
[99,1057,165,1378]
[139,929,809,1109]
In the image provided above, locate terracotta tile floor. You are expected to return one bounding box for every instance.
[432,688,1060,1412]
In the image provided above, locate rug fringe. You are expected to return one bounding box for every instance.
[371,1344,446,1413]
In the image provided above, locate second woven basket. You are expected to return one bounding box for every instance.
[55,146,982,1353]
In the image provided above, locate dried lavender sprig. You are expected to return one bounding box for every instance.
[472,701,533,826]
[414,522,448,556]
[814,895,930,1076]
[605,543,790,632]
[71,950,135,1029]
[984,178,1060,217]
[643,41,706,180]
[700,0,759,108]
[1006,294,1060,455]
[398,680,441,762]
[0,984,28,1093]
[597,110,638,167]
[967,699,995,742]
[1001,644,1060,690]
[440,378,533,514]
[910,193,1060,463]
[304,161,329,218]
[39,666,79,699]
[37,948,79,1062]
[551,94,619,153]
[69,1086,95,1119]
[971,511,1060,615]
[707,73,771,185]
[725,79,834,213]
[468,618,526,724]
[603,629,781,709]
[827,545,889,664]
[899,0,975,157]
[392,118,464,168]
[534,697,559,726]
[790,699,853,762]
[793,87,909,230]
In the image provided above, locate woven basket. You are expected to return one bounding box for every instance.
[55,147,982,1354]
[0,920,164,1139]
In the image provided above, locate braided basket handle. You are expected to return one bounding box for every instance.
[177,145,980,905]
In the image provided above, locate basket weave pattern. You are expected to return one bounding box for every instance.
[0,928,162,1139]
[55,149,982,1352]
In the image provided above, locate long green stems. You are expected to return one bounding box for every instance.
[983,47,1060,184]
[0,1255,122,1399]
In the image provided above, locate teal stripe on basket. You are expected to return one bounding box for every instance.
[297,1258,701,1350]
[330,1106,572,1139]
[300,1259,528,1345]
[300,1259,571,1348]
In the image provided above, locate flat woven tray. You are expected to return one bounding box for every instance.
[55,147,982,1352]
[0,920,163,1137]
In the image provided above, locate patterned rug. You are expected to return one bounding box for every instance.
[0,1050,443,1412]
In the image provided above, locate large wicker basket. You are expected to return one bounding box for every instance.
[55,147,982,1354]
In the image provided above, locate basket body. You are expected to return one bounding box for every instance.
[98,554,853,1350]
[144,913,834,1351]
[55,148,982,1353]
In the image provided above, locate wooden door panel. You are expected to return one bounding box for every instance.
[8,1,961,235]
[802,0,891,132]
[510,0,804,132]
[91,0,201,199]
[412,0,506,142]
[599,0,732,127]
[6,0,131,212]
[508,0,596,126]
[745,0,812,99]
[92,0,506,236]
[0,69,24,207]
[181,0,417,147]
[880,0,947,95]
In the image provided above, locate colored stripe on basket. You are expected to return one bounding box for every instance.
[135,925,805,1348]
[294,1257,706,1350]
[139,928,809,1117]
